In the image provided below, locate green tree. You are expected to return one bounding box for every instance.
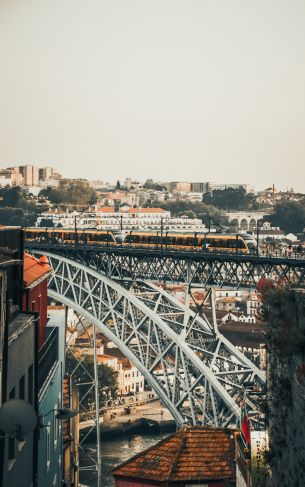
[145,200,228,228]
[267,201,305,233]
[65,351,119,410]
[116,180,121,190]
[0,186,51,226]
[143,179,166,191]
[178,210,196,219]
[39,180,97,206]
[0,206,43,227]
[202,187,256,211]
[39,218,55,228]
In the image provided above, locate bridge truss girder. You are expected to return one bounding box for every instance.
[28,244,305,288]
[36,251,265,428]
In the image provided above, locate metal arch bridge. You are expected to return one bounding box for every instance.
[32,250,266,429]
[27,242,305,288]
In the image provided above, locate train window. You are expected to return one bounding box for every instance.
[236,239,246,249]
[187,237,193,246]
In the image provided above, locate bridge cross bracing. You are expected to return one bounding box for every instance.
[33,251,265,428]
[28,243,305,288]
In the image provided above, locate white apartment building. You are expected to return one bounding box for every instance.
[36,207,207,231]
[136,189,168,205]
[117,359,145,395]
[0,167,24,187]
[247,293,261,317]
[124,178,141,190]
[36,210,80,227]
[207,182,254,193]
[98,191,140,207]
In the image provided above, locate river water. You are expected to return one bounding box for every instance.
[80,432,166,487]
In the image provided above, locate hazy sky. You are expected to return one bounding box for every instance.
[1,0,305,191]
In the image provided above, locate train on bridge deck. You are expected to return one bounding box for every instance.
[24,227,254,254]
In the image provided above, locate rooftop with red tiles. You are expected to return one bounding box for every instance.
[23,253,52,288]
[112,426,236,483]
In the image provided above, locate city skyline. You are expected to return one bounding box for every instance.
[0,162,301,193]
[1,0,305,192]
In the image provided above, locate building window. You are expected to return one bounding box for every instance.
[28,365,33,404]
[8,436,15,469]
[9,387,15,399]
[54,398,60,449]
[46,424,51,469]
[8,386,16,468]
[19,375,25,400]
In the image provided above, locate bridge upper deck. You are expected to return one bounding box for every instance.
[26,242,305,288]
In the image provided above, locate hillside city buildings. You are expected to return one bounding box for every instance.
[0,164,62,188]
[0,165,304,485]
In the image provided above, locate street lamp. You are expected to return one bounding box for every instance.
[40,407,79,426]
[256,219,264,258]
[112,214,123,231]
[160,217,170,249]
[74,210,88,243]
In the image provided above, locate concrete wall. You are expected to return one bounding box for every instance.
[37,314,66,486]
[3,314,36,487]
[37,360,63,487]
[266,289,305,486]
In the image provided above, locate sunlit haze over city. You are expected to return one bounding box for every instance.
[1,3,305,487]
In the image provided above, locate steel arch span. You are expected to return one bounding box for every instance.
[36,251,265,428]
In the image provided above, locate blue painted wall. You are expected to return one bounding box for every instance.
[37,315,66,487]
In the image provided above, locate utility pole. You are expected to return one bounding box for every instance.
[93,326,102,487]
[160,217,164,249]
[74,214,78,243]
[256,220,263,259]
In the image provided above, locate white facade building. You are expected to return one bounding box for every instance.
[36,207,207,232]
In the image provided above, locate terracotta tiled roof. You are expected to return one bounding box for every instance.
[126,208,167,213]
[97,207,115,213]
[112,426,236,482]
[23,253,52,288]
[97,354,117,362]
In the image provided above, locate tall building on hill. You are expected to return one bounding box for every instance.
[39,167,62,181]
[39,167,53,181]
[0,167,24,187]
[19,164,39,186]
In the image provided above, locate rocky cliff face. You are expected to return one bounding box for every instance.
[264,288,305,486]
